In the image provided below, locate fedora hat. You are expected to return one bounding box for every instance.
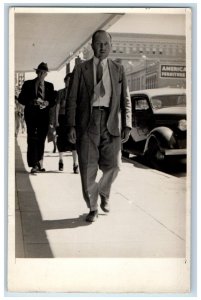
[34,62,49,72]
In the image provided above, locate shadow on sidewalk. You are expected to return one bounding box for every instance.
[15,139,90,258]
[15,139,54,258]
[43,215,91,230]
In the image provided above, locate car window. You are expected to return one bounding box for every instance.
[134,98,149,111]
[151,94,186,109]
[151,99,162,109]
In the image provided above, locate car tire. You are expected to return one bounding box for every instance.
[145,137,163,170]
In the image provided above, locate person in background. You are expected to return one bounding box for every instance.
[48,91,58,153]
[19,105,25,134]
[18,62,56,173]
[66,30,132,222]
[51,73,79,173]
[15,95,24,137]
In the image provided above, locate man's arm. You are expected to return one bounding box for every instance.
[65,66,80,127]
[18,81,30,106]
[121,127,131,143]
[120,65,132,143]
[65,66,81,144]
[68,127,76,144]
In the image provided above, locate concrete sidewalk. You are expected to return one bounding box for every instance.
[15,133,186,258]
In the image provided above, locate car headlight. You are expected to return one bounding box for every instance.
[178,119,187,131]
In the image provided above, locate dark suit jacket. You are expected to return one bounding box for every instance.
[18,78,55,115]
[66,58,132,137]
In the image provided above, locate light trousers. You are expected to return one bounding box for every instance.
[77,108,121,211]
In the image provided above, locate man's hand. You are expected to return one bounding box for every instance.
[36,98,49,109]
[121,127,131,143]
[68,127,76,144]
[36,97,44,105]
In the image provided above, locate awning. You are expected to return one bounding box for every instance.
[14,10,123,72]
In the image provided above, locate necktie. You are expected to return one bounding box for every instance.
[96,60,105,97]
[37,82,44,99]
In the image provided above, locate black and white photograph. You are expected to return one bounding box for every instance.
[7,5,192,294]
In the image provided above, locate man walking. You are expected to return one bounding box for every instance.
[18,62,56,173]
[66,30,132,222]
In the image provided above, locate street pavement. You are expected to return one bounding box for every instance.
[15,133,186,258]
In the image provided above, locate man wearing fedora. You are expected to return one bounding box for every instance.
[18,62,56,173]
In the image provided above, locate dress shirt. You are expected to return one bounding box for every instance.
[92,56,112,107]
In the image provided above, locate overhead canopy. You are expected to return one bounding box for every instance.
[14,12,123,72]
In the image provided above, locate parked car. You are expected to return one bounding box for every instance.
[122,88,187,168]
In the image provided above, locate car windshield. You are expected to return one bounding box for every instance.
[150,94,186,110]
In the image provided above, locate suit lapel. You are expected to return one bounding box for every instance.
[82,59,94,97]
[108,59,119,92]
[108,59,119,108]
[33,78,38,98]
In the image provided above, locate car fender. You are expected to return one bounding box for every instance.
[144,126,174,153]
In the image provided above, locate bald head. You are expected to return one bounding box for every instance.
[91,30,112,60]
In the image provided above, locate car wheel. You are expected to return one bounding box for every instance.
[145,137,164,170]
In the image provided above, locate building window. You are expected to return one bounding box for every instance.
[172,47,176,56]
[166,47,170,55]
[119,47,124,53]
[126,46,130,54]
[132,78,134,90]
[139,47,143,54]
[112,46,117,53]
[178,47,183,54]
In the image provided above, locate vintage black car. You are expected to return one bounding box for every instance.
[122,88,187,168]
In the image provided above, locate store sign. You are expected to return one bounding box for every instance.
[161,65,186,78]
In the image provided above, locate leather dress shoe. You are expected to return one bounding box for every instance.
[30,165,39,174]
[37,162,46,172]
[100,195,110,213]
[73,164,79,174]
[86,210,98,222]
[59,160,64,171]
